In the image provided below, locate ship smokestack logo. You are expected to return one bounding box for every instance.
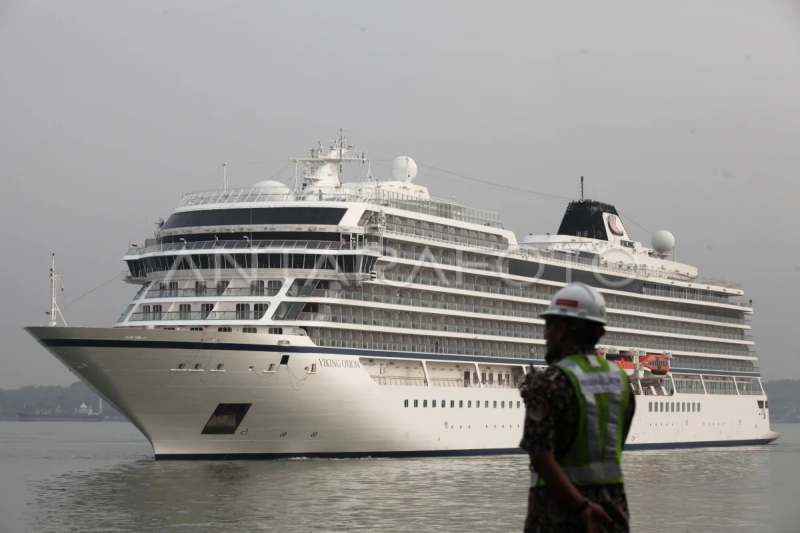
[607,214,625,236]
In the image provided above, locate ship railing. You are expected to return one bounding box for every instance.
[177,186,505,228]
[129,312,165,321]
[126,240,381,256]
[370,376,427,386]
[479,381,520,389]
[208,311,268,320]
[642,288,751,308]
[161,311,209,321]
[369,376,488,388]
[429,377,478,388]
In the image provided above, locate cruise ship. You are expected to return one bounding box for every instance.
[26,132,778,459]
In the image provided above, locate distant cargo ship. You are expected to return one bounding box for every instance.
[17,401,103,422]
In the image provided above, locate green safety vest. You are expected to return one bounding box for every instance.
[530,353,630,488]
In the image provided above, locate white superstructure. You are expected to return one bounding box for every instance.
[27,132,777,459]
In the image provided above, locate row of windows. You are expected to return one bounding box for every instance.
[285,303,541,340]
[382,214,509,251]
[383,265,746,325]
[404,399,522,409]
[306,327,545,359]
[649,401,701,413]
[284,302,748,357]
[383,240,746,311]
[671,355,756,374]
[127,253,378,278]
[302,282,747,342]
[385,241,506,274]
[128,302,269,321]
[602,331,749,358]
[143,279,283,299]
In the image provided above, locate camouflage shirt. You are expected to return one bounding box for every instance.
[519,363,636,533]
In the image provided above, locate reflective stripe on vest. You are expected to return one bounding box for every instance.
[531,354,628,488]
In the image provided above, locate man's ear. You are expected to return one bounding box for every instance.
[596,326,606,339]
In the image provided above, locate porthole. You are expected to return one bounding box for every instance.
[311,432,318,437]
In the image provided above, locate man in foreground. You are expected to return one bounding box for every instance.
[520,283,636,532]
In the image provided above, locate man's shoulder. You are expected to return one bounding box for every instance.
[525,364,575,395]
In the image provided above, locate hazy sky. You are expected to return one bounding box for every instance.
[1,1,799,389]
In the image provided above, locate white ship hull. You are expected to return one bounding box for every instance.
[28,327,778,459]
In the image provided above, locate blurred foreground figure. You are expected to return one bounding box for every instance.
[520,283,636,533]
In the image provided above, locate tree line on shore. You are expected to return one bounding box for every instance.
[0,381,120,420]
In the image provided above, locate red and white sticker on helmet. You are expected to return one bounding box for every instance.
[555,299,579,308]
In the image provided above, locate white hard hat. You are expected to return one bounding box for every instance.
[540,282,607,325]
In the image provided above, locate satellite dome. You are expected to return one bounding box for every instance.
[252,180,291,190]
[652,230,675,254]
[251,180,293,200]
[390,156,418,182]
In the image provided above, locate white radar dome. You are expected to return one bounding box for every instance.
[390,156,418,182]
[652,230,675,254]
[252,180,291,190]
[251,180,294,200]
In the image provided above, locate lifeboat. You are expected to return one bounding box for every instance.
[640,354,670,376]
[606,355,636,377]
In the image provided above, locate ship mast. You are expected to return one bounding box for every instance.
[48,254,67,327]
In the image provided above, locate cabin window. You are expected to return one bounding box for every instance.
[250,280,265,296]
[423,400,427,408]
[649,402,652,412]
[414,400,418,408]
[494,401,497,408]
[235,303,251,320]
[243,327,257,333]
[404,400,408,408]
[459,400,463,408]
[267,280,283,295]
[517,401,521,408]
[201,303,214,318]
[501,401,505,408]
[476,400,481,409]
[451,400,455,408]
[441,400,445,408]
[468,401,472,408]
[432,400,436,408]
[268,327,283,334]
[195,281,207,296]
[216,280,230,295]
[254,303,269,318]
[697,403,701,412]
[218,327,232,332]
[485,401,489,408]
